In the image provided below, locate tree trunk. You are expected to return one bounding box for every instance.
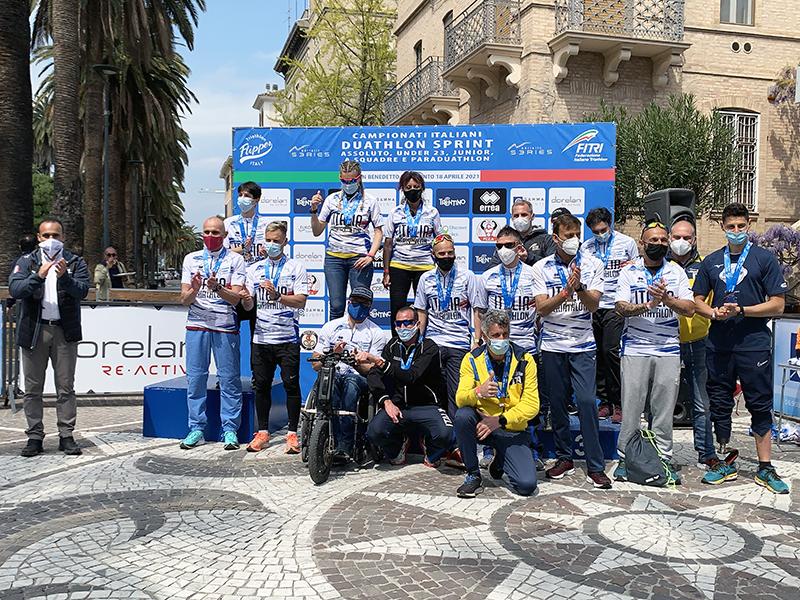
[51,0,84,252]
[109,118,126,251]
[0,0,34,281]
[82,4,104,268]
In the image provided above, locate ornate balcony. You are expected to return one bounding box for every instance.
[549,0,690,89]
[384,58,460,125]
[443,0,522,100]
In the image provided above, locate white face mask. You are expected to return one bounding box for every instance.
[560,237,580,256]
[39,238,64,261]
[497,247,518,266]
[670,238,692,257]
[511,216,531,234]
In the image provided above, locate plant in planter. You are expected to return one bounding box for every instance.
[748,225,800,309]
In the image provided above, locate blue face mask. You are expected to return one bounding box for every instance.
[237,196,256,213]
[488,339,510,356]
[348,302,370,322]
[342,181,359,195]
[397,325,418,342]
[265,241,283,258]
[725,231,749,245]
[593,230,611,243]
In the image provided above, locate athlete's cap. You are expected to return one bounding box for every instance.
[550,207,572,221]
[349,286,373,301]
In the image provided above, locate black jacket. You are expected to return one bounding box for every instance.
[487,227,556,268]
[367,336,446,409]
[9,249,90,349]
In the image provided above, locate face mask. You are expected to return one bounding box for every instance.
[396,325,418,342]
[511,216,531,233]
[670,238,692,256]
[264,241,283,259]
[644,243,669,261]
[39,238,64,261]
[560,237,580,256]
[404,189,422,204]
[348,302,370,322]
[342,181,359,195]
[488,338,510,356]
[237,196,256,213]
[725,231,749,245]
[497,247,517,266]
[593,230,611,243]
[435,256,455,272]
[203,235,224,252]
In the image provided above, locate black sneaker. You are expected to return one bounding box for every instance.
[545,458,575,480]
[59,436,83,456]
[332,450,349,465]
[567,403,579,416]
[457,473,484,498]
[21,439,43,457]
[488,454,504,480]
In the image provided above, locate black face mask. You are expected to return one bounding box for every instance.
[404,189,423,204]
[644,243,669,261]
[435,256,455,272]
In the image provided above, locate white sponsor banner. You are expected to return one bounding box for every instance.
[471,216,507,243]
[510,188,546,214]
[293,216,321,241]
[361,171,481,183]
[549,187,586,215]
[23,305,190,395]
[440,217,470,244]
[370,272,390,299]
[306,271,325,298]
[292,244,326,270]
[259,188,291,214]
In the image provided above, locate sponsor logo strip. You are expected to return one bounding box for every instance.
[479,169,615,182]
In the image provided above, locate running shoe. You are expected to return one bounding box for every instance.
[479,446,494,469]
[390,438,410,466]
[613,459,627,481]
[611,406,623,425]
[457,473,484,498]
[597,403,612,419]
[545,458,575,480]
[488,453,504,480]
[666,463,682,485]
[180,430,205,450]
[587,471,613,489]
[754,466,790,494]
[443,449,465,469]
[702,460,738,485]
[223,431,240,450]
[246,431,270,453]
[285,432,300,454]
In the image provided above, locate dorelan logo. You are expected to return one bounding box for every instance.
[562,129,599,153]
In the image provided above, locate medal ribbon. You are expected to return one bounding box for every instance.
[484,348,512,399]
[499,263,522,310]
[202,248,227,279]
[723,241,751,293]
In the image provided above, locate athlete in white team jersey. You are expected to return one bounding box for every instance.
[224,181,268,266]
[240,221,308,455]
[414,233,482,418]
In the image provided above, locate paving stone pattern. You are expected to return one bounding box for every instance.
[0,404,797,599]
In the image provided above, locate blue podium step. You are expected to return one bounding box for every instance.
[143,375,287,444]
[534,415,620,460]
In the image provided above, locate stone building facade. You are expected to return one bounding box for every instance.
[384,0,800,253]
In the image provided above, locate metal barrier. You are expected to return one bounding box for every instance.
[1,303,21,410]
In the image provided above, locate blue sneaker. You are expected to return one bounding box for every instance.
[613,460,627,481]
[754,466,790,494]
[702,460,738,485]
[180,430,204,449]
[456,473,484,498]
[666,463,682,485]
[223,431,240,450]
[479,446,494,469]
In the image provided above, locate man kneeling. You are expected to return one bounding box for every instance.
[364,306,456,466]
[454,309,540,497]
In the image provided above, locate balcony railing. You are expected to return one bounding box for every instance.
[444,0,522,72]
[384,57,459,124]
[554,0,685,42]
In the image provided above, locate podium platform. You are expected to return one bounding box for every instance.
[534,416,620,460]
[143,375,287,444]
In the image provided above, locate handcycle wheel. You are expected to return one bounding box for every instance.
[300,388,317,463]
[308,418,333,485]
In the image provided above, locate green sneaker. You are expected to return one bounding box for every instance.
[180,430,205,449]
[702,460,738,485]
[223,431,240,450]
[613,460,627,482]
[754,466,790,494]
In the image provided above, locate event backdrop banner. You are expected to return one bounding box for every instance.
[232,123,616,394]
[772,316,800,420]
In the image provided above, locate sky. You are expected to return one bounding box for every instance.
[179,0,304,227]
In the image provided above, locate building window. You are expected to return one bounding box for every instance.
[720,0,753,25]
[718,109,759,210]
[414,40,423,69]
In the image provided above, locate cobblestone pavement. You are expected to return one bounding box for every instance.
[0,404,798,599]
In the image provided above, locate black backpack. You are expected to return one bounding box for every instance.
[624,430,677,487]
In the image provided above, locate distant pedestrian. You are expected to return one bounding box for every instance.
[94,246,130,300]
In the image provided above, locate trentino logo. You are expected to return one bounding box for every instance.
[562,129,598,153]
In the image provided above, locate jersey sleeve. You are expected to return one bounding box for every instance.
[318,194,334,223]
[230,255,246,286]
[383,211,396,240]
[529,263,548,298]
[413,274,428,310]
[314,324,332,353]
[369,197,384,229]
[625,237,639,260]
[587,260,605,293]
[692,259,712,297]
[245,267,257,292]
[432,209,443,235]
[370,327,387,355]
[293,263,309,295]
[181,254,194,285]
[223,217,235,249]
[614,267,633,304]
[762,252,788,296]
[474,273,489,309]
[467,272,482,309]
[675,267,694,300]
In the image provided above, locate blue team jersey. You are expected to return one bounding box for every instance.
[693,244,787,352]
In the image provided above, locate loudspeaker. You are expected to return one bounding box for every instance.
[674,361,693,428]
[643,188,696,227]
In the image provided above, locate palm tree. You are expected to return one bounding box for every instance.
[51,0,84,251]
[0,0,34,279]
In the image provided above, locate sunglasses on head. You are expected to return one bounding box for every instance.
[340,177,361,185]
[495,241,518,249]
[643,220,667,231]
[394,319,417,328]
[432,233,453,247]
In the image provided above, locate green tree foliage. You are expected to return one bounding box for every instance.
[588,94,741,223]
[32,169,54,225]
[276,0,396,126]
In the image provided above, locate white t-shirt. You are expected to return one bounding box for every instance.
[615,258,694,357]
[223,214,268,266]
[314,316,387,375]
[414,267,481,350]
[384,203,442,269]
[531,253,604,354]
[581,231,639,309]
[181,249,247,333]
[245,256,308,345]
[40,249,61,320]
[478,262,538,354]
[318,191,383,256]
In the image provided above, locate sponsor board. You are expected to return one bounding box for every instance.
[299,299,327,325]
[472,187,507,215]
[435,188,470,214]
[291,244,326,270]
[293,188,318,213]
[259,188,291,214]
[369,299,392,328]
[369,188,398,214]
[300,329,321,352]
[549,187,586,216]
[439,217,470,244]
[510,188,546,214]
[237,131,272,167]
[370,271,390,299]
[472,217,507,244]
[306,271,325,297]
[561,128,609,164]
[471,244,496,273]
[292,216,321,242]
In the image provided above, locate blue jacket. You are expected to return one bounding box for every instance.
[9,249,90,348]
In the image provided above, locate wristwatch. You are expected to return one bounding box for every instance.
[738,303,745,317]
[574,282,585,293]
[498,414,507,429]
[212,283,222,293]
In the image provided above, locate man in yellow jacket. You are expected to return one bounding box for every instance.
[454,309,540,497]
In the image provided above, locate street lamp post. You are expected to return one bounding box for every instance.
[128,159,144,287]
[92,64,119,252]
